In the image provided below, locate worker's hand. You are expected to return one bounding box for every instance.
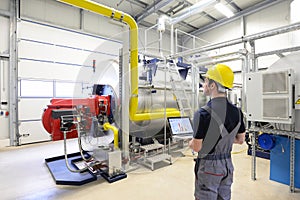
[189,138,203,152]
[188,140,195,155]
[188,139,193,148]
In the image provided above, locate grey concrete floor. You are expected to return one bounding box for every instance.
[0,140,299,200]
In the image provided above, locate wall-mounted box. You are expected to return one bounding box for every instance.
[246,69,295,124]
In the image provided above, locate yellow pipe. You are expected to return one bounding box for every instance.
[58,0,180,121]
[103,122,119,149]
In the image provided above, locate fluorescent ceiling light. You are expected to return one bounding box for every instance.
[214,3,234,18]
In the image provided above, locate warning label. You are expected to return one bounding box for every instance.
[296,99,300,104]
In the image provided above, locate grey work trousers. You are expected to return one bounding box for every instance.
[194,158,234,200]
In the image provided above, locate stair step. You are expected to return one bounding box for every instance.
[141,143,164,152]
[146,153,171,163]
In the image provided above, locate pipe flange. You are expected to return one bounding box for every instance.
[120,13,124,22]
[111,9,115,19]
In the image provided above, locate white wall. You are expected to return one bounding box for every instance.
[0,16,9,105]
[0,16,9,53]
[21,0,125,40]
[195,20,242,46]
[291,0,300,45]
[21,0,80,30]
[82,11,124,41]
[0,0,9,11]
[246,1,291,55]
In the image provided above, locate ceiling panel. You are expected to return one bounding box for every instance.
[185,14,213,28]
[175,24,192,34]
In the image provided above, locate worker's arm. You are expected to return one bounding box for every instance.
[189,138,203,152]
[234,132,245,144]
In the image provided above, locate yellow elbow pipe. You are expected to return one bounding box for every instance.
[103,123,119,149]
[58,0,180,121]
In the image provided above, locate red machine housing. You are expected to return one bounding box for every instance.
[42,95,111,141]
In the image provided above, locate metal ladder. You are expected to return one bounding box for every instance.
[167,62,193,117]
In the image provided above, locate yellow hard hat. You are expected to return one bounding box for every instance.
[204,64,234,89]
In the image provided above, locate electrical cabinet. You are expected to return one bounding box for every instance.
[246,69,295,124]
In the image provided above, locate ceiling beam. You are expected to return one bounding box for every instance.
[203,11,217,22]
[224,0,242,12]
[125,0,147,8]
[188,0,286,37]
[135,0,174,23]
[127,0,198,32]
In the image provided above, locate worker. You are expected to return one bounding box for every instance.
[189,63,246,200]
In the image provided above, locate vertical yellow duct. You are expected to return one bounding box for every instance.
[58,0,180,121]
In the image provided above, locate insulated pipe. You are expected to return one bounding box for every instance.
[103,122,119,149]
[58,0,180,121]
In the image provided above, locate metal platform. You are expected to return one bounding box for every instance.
[45,152,97,186]
[144,153,172,171]
[140,143,172,170]
[45,151,127,185]
[140,143,164,151]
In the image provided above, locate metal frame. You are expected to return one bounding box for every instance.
[172,22,300,58]
[9,0,19,146]
[290,135,295,192]
[144,23,172,57]
[120,26,130,170]
[248,127,300,192]
[171,20,300,192]
[250,45,300,192]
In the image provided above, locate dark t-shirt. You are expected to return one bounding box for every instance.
[193,97,245,140]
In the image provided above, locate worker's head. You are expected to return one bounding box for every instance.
[202,64,234,96]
